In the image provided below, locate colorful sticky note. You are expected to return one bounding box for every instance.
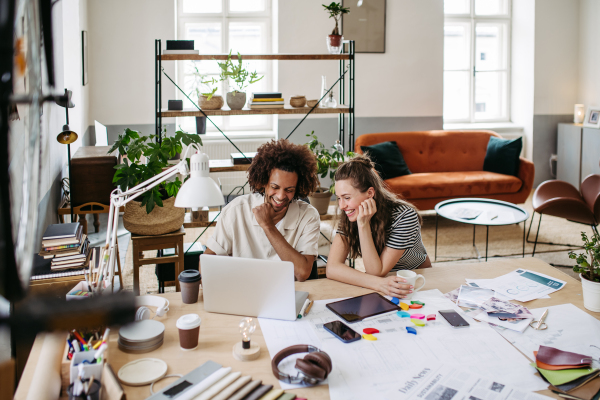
[391,297,400,305]
[410,300,425,305]
[396,311,411,318]
[411,314,425,319]
[409,304,423,309]
[362,334,377,341]
[363,328,379,334]
[400,302,409,311]
[411,319,426,327]
[406,327,417,335]
[427,314,436,321]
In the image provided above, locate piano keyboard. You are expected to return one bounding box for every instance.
[30,268,86,280]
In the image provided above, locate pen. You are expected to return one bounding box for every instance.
[298,299,310,319]
[303,300,314,317]
[536,309,549,330]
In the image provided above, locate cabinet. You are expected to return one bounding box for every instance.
[582,127,600,178]
[557,123,600,189]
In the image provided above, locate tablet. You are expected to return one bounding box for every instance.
[326,293,400,323]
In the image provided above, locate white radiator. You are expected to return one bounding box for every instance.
[202,138,270,196]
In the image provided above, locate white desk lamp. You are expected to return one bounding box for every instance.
[97,143,224,292]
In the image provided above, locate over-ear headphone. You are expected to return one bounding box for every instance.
[271,345,332,385]
[135,295,170,321]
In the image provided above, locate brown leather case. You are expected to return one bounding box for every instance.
[70,146,117,207]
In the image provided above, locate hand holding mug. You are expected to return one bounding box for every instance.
[396,270,426,299]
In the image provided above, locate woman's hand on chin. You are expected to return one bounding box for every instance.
[378,275,413,298]
[357,198,377,228]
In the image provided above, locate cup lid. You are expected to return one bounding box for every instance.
[177,314,201,330]
[178,270,201,283]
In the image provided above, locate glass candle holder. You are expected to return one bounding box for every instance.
[575,104,585,124]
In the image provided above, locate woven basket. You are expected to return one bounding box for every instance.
[123,196,184,235]
[199,95,224,110]
[290,96,306,108]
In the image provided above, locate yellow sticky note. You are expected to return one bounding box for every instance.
[362,334,377,341]
[400,302,409,311]
[411,319,426,327]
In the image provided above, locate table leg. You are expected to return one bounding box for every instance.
[473,225,476,246]
[132,241,140,296]
[434,213,438,261]
[485,225,489,262]
[176,237,184,292]
[522,221,526,258]
[78,215,88,235]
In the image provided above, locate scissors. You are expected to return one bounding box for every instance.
[529,309,548,330]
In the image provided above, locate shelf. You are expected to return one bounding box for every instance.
[161,105,351,117]
[159,53,351,61]
[208,159,250,173]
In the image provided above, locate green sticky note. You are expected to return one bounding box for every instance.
[531,363,598,386]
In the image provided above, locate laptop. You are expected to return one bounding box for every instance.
[200,255,308,321]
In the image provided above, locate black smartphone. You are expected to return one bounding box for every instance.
[439,310,470,328]
[323,321,362,343]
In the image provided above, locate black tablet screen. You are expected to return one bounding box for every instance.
[326,293,399,323]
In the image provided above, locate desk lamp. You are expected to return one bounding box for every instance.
[233,317,260,361]
[97,143,224,293]
[56,88,77,221]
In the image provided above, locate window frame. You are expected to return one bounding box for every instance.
[176,0,276,137]
[444,0,512,124]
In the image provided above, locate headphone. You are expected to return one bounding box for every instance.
[271,345,332,385]
[135,296,170,321]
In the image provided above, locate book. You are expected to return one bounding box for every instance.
[40,236,88,258]
[42,243,81,251]
[51,248,92,270]
[162,49,200,55]
[250,104,285,109]
[231,152,257,165]
[252,98,285,102]
[252,92,282,99]
[42,225,83,247]
[251,101,285,105]
[42,222,80,240]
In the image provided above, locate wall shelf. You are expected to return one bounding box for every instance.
[159,54,351,61]
[160,105,351,117]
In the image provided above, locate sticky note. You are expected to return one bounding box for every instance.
[400,302,409,311]
[362,334,377,341]
[391,297,399,305]
[406,327,417,335]
[397,311,411,318]
[427,314,436,321]
[410,300,425,305]
[411,314,425,319]
[363,328,379,334]
[411,319,426,327]
[409,304,423,309]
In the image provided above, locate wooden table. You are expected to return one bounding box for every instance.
[15,258,598,400]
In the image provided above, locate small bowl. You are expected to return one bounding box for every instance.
[306,99,319,108]
[290,96,306,108]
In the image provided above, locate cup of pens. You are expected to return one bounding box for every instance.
[67,378,101,400]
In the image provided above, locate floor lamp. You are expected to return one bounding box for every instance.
[56,89,77,222]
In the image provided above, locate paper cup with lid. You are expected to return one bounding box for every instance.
[178,270,201,304]
[176,314,201,350]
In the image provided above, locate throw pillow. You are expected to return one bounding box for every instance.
[360,141,411,180]
[483,136,522,176]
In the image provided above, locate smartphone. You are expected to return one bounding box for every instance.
[323,321,362,343]
[439,310,470,328]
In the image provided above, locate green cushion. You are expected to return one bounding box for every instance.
[483,136,522,177]
[360,141,411,180]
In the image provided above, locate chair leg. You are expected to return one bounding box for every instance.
[532,213,542,257]
[526,211,585,248]
[526,211,535,242]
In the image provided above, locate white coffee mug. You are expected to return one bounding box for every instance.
[396,270,426,299]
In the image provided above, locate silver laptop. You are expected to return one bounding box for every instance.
[200,255,308,321]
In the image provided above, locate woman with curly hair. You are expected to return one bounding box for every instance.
[326,154,431,297]
[204,139,320,281]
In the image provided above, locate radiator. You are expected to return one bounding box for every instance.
[202,138,270,196]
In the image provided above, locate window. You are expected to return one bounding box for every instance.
[176,0,274,136]
[443,0,511,123]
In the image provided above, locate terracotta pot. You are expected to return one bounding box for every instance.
[328,34,342,47]
[123,196,184,235]
[308,188,332,215]
[226,91,247,110]
[198,95,224,110]
[581,274,600,312]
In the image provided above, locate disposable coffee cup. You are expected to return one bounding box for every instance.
[178,270,201,304]
[396,270,426,300]
[176,314,201,350]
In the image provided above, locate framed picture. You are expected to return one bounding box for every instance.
[82,30,88,86]
[583,106,600,128]
[342,0,386,53]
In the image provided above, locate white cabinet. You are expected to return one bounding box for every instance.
[582,127,600,179]
[557,123,600,189]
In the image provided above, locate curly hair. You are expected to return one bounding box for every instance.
[247,139,319,199]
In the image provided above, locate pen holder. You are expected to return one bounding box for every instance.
[70,351,104,384]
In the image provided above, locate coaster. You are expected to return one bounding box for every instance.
[118,358,167,386]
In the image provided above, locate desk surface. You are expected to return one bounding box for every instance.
[15,258,598,400]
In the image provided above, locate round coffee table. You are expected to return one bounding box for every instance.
[434,198,529,261]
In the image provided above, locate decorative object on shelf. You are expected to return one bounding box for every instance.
[198,94,224,110]
[321,75,328,102]
[56,88,78,221]
[289,95,307,108]
[190,64,222,109]
[569,231,600,312]
[231,152,257,165]
[233,317,260,361]
[306,99,319,108]
[323,2,349,54]
[305,131,354,214]
[167,100,183,111]
[323,91,338,108]
[583,105,600,128]
[250,92,284,109]
[574,104,585,124]
[109,128,205,235]
[166,40,194,50]
[195,116,206,135]
[342,0,386,53]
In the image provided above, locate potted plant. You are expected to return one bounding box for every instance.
[109,128,203,235]
[322,2,349,54]
[190,64,223,111]
[569,231,600,312]
[305,131,353,215]
[206,51,263,110]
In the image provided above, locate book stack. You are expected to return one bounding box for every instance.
[250,92,284,109]
[39,223,91,270]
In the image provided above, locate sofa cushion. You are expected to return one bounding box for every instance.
[360,141,411,180]
[483,136,523,177]
[385,171,523,200]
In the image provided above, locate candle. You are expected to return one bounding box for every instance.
[574,104,585,124]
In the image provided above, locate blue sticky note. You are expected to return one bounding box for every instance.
[391,297,399,305]
[406,327,417,335]
[396,311,411,318]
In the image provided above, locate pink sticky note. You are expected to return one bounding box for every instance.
[411,314,425,319]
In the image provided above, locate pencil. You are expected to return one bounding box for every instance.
[303,300,314,317]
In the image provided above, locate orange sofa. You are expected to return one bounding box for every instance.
[355,130,535,211]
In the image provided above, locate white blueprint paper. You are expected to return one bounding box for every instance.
[466,269,565,302]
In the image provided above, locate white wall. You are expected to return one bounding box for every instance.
[578,0,600,106]
[88,0,176,127]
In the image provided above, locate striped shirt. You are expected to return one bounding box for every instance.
[386,205,427,270]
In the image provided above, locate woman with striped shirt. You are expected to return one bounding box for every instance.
[326,154,431,298]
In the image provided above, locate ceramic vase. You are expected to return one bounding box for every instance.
[580,274,600,312]
[226,91,247,110]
